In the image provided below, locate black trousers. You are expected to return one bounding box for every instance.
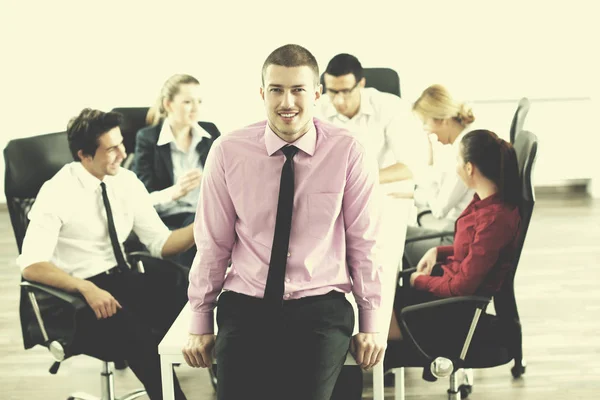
[161,212,196,268]
[215,291,354,400]
[71,265,189,400]
[331,366,363,400]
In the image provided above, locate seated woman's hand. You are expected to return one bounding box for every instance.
[416,247,437,275]
[410,271,427,287]
[171,168,203,201]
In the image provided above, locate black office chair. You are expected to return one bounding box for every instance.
[4,131,151,400]
[509,98,531,144]
[321,67,401,97]
[389,130,538,400]
[110,107,151,169]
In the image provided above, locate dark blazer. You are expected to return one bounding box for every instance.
[133,121,220,193]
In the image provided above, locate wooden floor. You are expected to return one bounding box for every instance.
[1,193,599,400]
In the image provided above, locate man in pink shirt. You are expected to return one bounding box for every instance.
[182,44,386,400]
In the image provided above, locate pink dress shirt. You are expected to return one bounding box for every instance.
[188,118,384,334]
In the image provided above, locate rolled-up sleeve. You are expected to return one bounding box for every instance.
[384,99,428,171]
[188,140,237,335]
[343,141,385,333]
[16,184,62,272]
[130,177,171,258]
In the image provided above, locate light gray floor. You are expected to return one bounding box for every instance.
[1,192,599,399]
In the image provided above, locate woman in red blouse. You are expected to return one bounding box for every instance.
[334,129,522,399]
[388,128,522,343]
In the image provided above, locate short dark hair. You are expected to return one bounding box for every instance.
[261,44,319,86]
[324,53,363,83]
[461,129,522,207]
[67,108,123,161]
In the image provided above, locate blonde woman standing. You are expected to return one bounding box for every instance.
[404,84,477,267]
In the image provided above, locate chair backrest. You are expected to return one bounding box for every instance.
[509,98,530,144]
[320,67,401,98]
[493,130,538,319]
[110,107,150,156]
[4,132,73,253]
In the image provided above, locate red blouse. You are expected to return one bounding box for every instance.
[413,193,521,297]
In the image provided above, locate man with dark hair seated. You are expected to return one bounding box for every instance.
[17,108,194,400]
[321,54,426,400]
[318,53,426,188]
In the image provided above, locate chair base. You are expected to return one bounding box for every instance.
[67,362,146,400]
[511,358,527,378]
[390,367,475,400]
[447,369,474,400]
[67,390,146,400]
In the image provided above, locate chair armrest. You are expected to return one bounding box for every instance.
[401,296,491,316]
[20,281,86,310]
[417,210,432,226]
[399,267,417,278]
[20,281,89,360]
[398,295,491,364]
[127,251,189,275]
[405,230,455,244]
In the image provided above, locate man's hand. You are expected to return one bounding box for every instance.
[349,332,387,370]
[416,247,437,275]
[182,333,216,368]
[171,169,202,201]
[78,281,122,319]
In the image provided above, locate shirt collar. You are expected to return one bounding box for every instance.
[72,162,110,192]
[264,119,317,156]
[323,87,374,120]
[471,192,503,210]
[157,118,211,146]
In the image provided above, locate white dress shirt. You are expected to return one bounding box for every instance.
[317,87,427,172]
[414,125,477,222]
[151,119,212,216]
[17,162,171,279]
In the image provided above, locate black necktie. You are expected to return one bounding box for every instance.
[264,145,298,307]
[100,182,130,273]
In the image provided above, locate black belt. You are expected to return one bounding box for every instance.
[220,290,345,306]
[104,266,123,275]
[102,265,130,276]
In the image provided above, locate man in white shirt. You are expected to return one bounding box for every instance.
[17,108,194,400]
[317,53,427,187]
[319,54,426,400]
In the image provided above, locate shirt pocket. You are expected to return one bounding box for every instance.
[307,192,343,239]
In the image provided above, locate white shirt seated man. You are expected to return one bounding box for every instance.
[317,53,428,195]
[16,108,194,400]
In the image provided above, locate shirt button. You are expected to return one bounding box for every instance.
[287,252,291,257]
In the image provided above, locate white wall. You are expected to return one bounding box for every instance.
[1,0,598,202]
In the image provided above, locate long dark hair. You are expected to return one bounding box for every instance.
[461,129,521,207]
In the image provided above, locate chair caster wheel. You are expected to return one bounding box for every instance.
[511,361,527,378]
[459,384,472,399]
[114,360,128,370]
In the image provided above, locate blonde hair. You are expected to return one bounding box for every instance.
[412,84,475,127]
[147,74,200,126]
